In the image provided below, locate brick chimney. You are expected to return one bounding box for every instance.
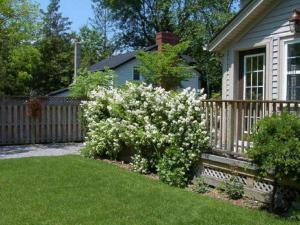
[156,32,180,52]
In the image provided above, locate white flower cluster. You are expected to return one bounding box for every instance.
[82,82,209,160]
[130,154,149,174]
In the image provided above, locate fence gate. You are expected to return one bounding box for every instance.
[0,96,85,145]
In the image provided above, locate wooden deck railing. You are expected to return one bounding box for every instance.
[201,100,300,156]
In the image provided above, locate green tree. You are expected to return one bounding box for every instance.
[69,69,115,97]
[176,0,237,96]
[0,0,40,95]
[90,0,114,50]
[91,0,238,96]
[8,45,41,95]
[137,42,194,90]
[93,0,175,48]
[33,0,74,95]
[78,25,113,69]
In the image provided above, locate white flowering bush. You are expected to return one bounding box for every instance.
[130,154,149,174]
[82,82,209,187]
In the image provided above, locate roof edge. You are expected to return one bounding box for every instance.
[208,0,265,52]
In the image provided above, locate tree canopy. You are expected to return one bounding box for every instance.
[32,0,74,95]
[0,0,239,96]
[91,0,238,95]
[137,42,194,90]
[0,0,40,95]
[78,25,113,69]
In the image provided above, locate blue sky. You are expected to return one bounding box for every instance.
[37,0,241,33]
[37,0,93,32]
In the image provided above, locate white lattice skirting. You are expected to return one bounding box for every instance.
[196,154,275,202]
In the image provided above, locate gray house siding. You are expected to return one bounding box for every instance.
[114,59,145,86]
[114,58,201,90]
[222,0,300,100]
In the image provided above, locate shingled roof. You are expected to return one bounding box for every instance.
[89,45,197,72]
[89,45,157,72]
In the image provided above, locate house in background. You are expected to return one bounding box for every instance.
[208,0,300,101]
[48,32,201,96]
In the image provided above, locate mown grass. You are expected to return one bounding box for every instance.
[0,155,297,225]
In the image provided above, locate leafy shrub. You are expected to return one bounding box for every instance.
[157,147,195,188]
[286,197,300,221]
[130,154,149,174]
[82,82,209,187]
[70,69,115,97]
[248,113,300,181]
[216,181,226,191]
[248,113,300,210]
[192,177,209,194]
[224,176,244,200]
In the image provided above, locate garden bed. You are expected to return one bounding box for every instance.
[101,157,265,209]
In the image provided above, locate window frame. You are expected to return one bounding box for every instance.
[243,53,266,100]
[283,38,300,100]
[132,67,141,81]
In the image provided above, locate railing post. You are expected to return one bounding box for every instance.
[228,102,235,152]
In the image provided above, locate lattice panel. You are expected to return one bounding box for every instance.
[202,166,231,180]
[202,165,273,194]
[254,181,274,193]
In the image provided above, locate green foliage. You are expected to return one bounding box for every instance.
[137,42,194,90]
[286,197,300,221]
[69,69,115,97]
[211,92,222,99]
[192,177,209,194]
[157,147,193,188]
[248,113,300,182]
[224,176,244,200]
[92,0,238,94]
[0,0,40,95]
[33,0,74,95]
[216,181,226,191]
[130,154,149,174]
[248,113,300,211]
[78,25,113,69]
[40,0,71,37]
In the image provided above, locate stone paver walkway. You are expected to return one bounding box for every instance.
[0,143,83,159]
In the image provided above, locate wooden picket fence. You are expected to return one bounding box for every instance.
[0,96,85,145]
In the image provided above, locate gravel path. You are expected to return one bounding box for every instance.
[0,143,83,159]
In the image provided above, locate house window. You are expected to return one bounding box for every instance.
[243,53,265,100]
[133,67,140,81]
[286,40,300,100]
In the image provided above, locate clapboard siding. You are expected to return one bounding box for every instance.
[242,0,299,41]
[0,97,84,145]
[114,58,201,90]
[222,0,300,101]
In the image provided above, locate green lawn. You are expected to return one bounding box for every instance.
[0,156,296,225]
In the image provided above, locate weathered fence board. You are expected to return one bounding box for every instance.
[0,96,85,145]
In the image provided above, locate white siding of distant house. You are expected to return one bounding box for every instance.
[114,59,145,86]
[223,0,300,100]
[181,72,200,90]
[114,58,201,90]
